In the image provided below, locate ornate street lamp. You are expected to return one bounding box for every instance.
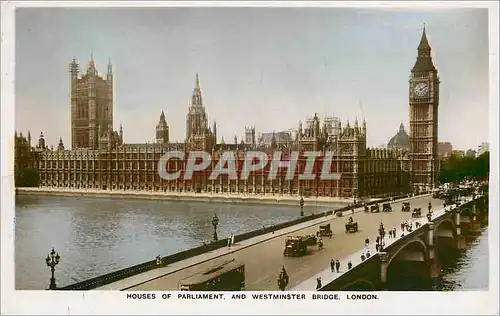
[212,214,219,241]
[45,247,60,290]
[299,196,304,217]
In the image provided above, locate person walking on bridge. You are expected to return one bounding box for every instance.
[316,277,322,290]
[335,260,340,273]
[364,238,370,249]
[330,259,335,272]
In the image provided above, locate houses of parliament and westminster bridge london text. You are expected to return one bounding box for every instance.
[14,28,440,199]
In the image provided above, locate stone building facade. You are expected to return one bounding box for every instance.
[19,28,447,199]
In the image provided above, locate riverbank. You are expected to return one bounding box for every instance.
[16,187,359,207]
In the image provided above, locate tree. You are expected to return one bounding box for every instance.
[15,167,40,187]
[439,152,489,184]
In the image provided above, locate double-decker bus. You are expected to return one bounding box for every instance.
[179,259,245,291]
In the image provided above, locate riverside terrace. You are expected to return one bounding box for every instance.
[292,194,488,291]
[55,193,438,291]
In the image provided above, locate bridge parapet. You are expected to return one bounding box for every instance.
[313,194,485,291]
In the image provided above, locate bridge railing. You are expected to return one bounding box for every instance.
[58,193,420,290]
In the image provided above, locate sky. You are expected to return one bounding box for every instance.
[15,7,490,151]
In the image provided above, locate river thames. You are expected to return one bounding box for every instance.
[14,195,488,290]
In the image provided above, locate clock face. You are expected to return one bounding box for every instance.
[414,82,429,97]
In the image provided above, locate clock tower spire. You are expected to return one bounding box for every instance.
[409,25,440,193]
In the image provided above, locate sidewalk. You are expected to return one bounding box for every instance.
[18,187,355,207]
[290,195,475,291]
[93,193,432,291]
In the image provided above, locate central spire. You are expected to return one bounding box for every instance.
[191,72,203,107]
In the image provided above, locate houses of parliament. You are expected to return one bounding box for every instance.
[14,28,439,198]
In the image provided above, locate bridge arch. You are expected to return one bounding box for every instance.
[340,279,376,291]
[436,217,456,232]
[386,238,432,290]
[434,217,457,241]
[387,238,429,267]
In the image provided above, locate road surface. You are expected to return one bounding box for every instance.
[127,195,441,291]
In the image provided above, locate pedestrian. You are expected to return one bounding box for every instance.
[335,260,340,273]
[388,230,392,238]
[330,259,335,272]
[364,238,369,248]
[316,277,322,290]
[227,237,231,248]
[231,233,235,246]
[401,222,405,231]
[361,253,366,261]
[393,228,396,237]
[347,261,353,270]
[366,250,371,258]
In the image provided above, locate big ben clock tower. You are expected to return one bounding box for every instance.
[409,25,440,192]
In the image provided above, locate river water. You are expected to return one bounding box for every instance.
[13,195,488,290]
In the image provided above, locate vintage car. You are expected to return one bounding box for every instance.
[345,218,359,233]
[402,202,411,212]
[283,235,317,257]
[412,208,422,218]
[317,224,333,238]
[382,203,392,212]
[370,204,380,213]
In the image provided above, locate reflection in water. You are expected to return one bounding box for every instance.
[15,195,336,290]
[388,227,489,291]
[438,228,489,291]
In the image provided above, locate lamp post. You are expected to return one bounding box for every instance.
[212,214,219,241]
[45,247,60,290]
[426,211,432,222]
[299,196,304,217]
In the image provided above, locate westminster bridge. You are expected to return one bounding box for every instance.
[54,187,486,291]
[292,193,488,291]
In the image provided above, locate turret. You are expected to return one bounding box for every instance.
[57,137,65,151]
[271,131,277,149]
[156,111,169,144]
[38,132,45,150]
[87,50,97,76]
[107,57,113,81]
[27,130,31,147]
[69,56,79,81]
[213,121,217,141]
